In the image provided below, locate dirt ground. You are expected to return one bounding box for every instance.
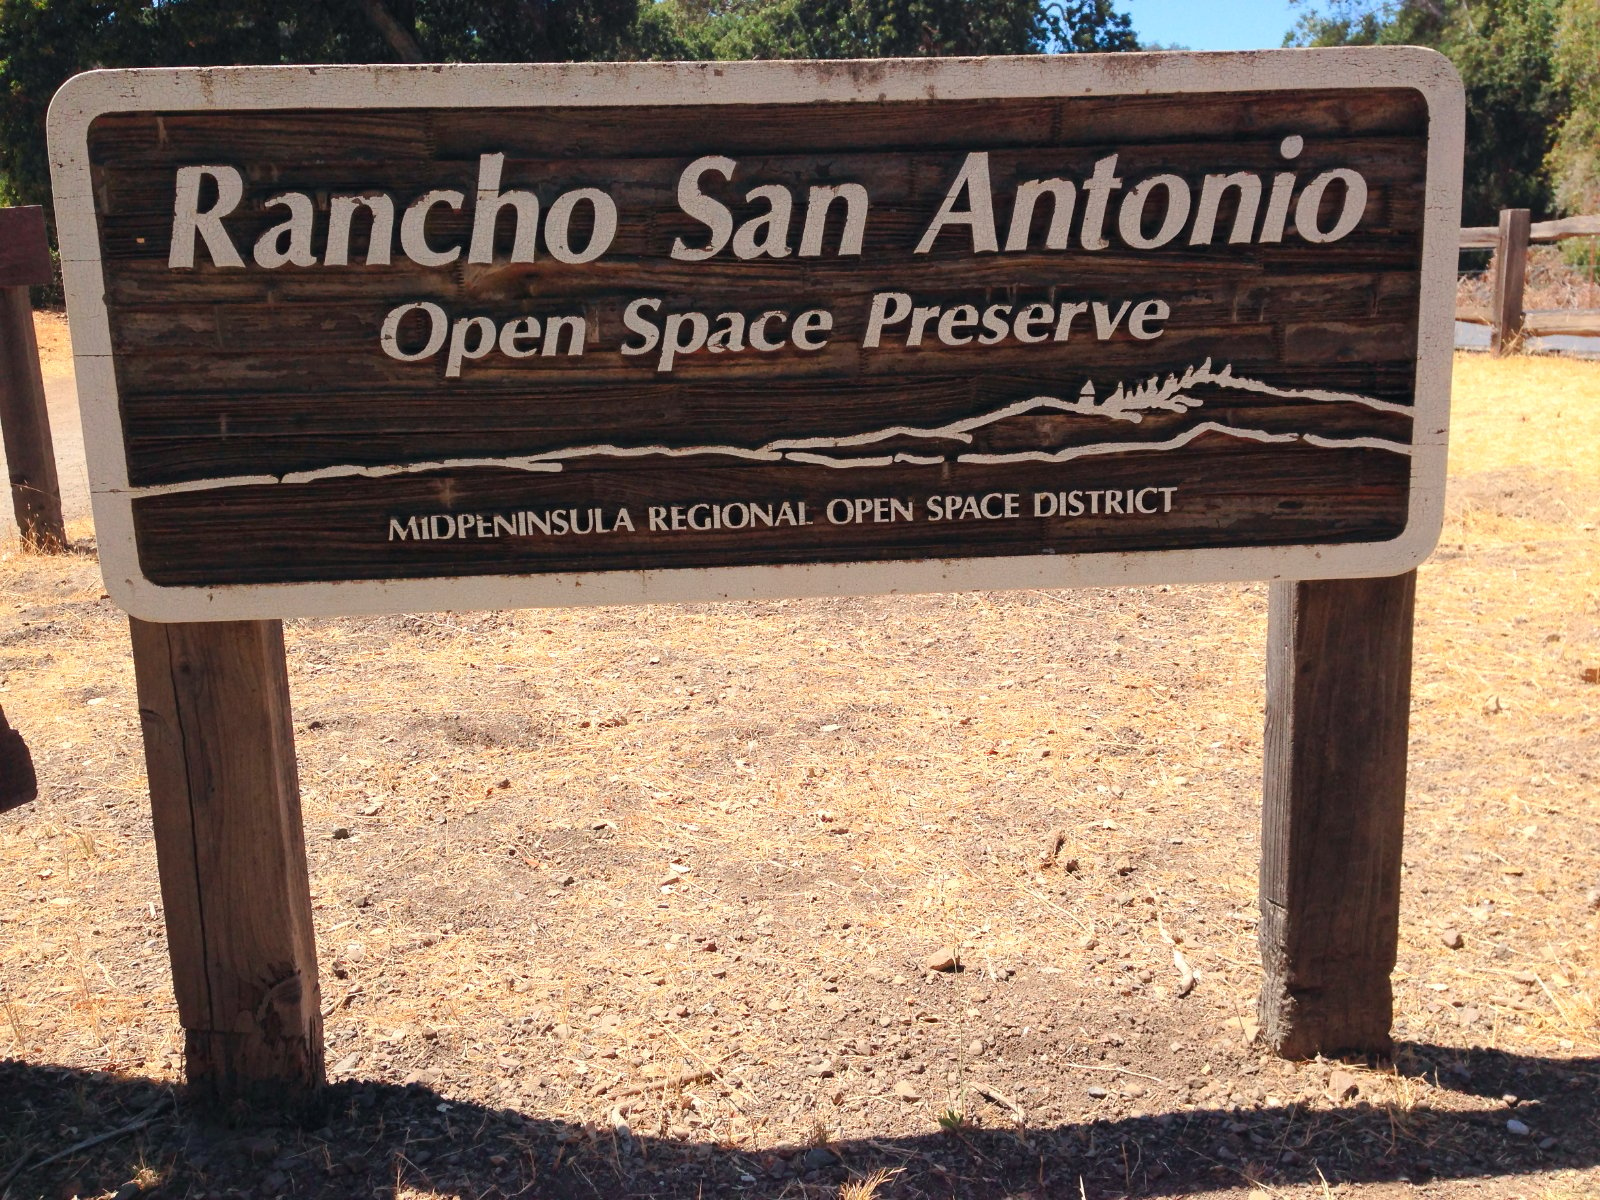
[0,338,1596,1200]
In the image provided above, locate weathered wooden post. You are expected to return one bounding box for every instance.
[1258,572,1415,1057]
[1489,207,1530,355]
[0,205,67,551]
[130,618,324,1105]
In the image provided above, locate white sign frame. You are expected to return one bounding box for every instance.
[49,50,1464,622]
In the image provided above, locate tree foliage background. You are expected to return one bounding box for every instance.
[1287,0,1599,224]
[0,0,1134,216]
[9,1,1596,241]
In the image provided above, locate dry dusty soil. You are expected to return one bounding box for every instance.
[1,333,1597,1200]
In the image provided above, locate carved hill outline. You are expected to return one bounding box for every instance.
[124,360,1414,499]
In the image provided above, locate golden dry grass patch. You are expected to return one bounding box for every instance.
[1399,353,1600,1058]
[29,309,73,379]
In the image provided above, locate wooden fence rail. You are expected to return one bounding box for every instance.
[1456,208,1600,351]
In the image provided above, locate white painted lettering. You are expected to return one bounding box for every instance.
[499,316,541,357]
[733,185,793,260]
[468,153,539,264]
[621,298,664,356]
[543,315,586,357]
[747,310,785,352]
[1189,172,1262,246]
[380,301,449,362]
[1078,155,1123,251]
[791,308,832,351]
[253,192,318,268]
[672,155,737,261]
[799,183,868,257]
[1295,168,1368,243]
[1128,299,1170,340]
[915,152,998,255]
[862,292,912,348]
[326,194,395,266]
[1118,174,1191,250]
[400,189,464,267]
[659,312,710,372]
[169,165,244,269]
[445,316,497,378]
[1005,178,1076,251]
[545,188,618,264]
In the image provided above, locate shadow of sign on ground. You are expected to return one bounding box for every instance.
[2,1045,1595,1198]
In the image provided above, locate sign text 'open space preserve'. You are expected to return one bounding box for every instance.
[49,52,1463,619]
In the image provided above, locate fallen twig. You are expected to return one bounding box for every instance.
[968,1081,1026,1122]
[613,1069,715,1099]
[0,1100,171,1192]
[1060,1061,1166,1084]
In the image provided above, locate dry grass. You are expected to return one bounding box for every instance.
[1,350,1597,1199]
[1401,354,1600,1060]
[29,309,73,380]
[839,1166,902,1199]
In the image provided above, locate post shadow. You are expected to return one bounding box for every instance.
[2,1043,1595,1199]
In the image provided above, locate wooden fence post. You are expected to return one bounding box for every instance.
[0,205,66,551]
[130,617,325,1107]
[1489,207,1531,356]
[1258,572,1415,1059]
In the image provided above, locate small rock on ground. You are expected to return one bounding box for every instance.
[924,946,959,972]
[1327,1069,1362,1102]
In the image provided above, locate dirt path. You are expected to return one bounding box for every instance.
[0,346,1596,1200]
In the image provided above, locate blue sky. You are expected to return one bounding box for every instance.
[1119,0,1307,51]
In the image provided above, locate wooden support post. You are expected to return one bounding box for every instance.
[130,617,324,1107]
[0,205,66,551]
[1258,572,1415,1059]
[1489,207,1530,356]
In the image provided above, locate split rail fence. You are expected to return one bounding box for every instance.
[1457,208,1600,353]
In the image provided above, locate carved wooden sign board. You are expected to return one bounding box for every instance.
[50,52,1463,621]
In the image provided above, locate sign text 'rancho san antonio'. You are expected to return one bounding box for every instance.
[48,54,1462,619]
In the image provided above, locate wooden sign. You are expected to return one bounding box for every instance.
[49,52,1463,620]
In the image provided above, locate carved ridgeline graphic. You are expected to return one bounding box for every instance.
[123,361,1413,500]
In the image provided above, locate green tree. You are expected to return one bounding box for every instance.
[1286,0,1568,223]
[1,2,390,209]
[1547,0,1600,214]
[1,0,1138,218]
[644,0,1132,59]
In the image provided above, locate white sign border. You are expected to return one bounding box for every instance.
[49,50,1464,623]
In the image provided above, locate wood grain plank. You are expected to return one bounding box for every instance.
[1258,572,1414,1057]
[130,617,323,1104]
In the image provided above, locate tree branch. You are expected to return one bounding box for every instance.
[353,0,424,62]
